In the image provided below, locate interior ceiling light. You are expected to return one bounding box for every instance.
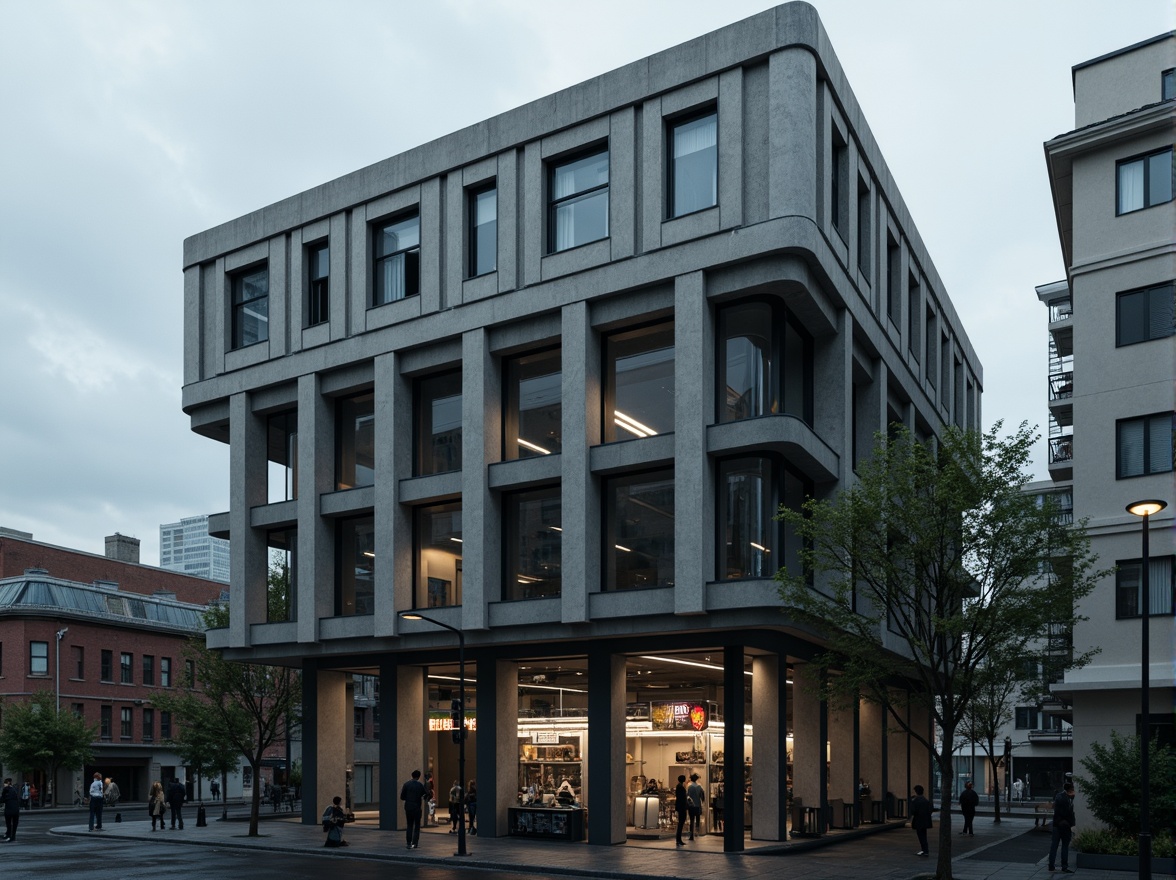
[614,410,658,438]
[450,537,463,543]
[615,545,631,552]
[639,654,753,676]
[363,551,376,558]
[750,542,770,553]
[518,682,587,694]
[517,438,551,455]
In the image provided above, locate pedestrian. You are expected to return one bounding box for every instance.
[103,777,120,808]
[1,778,20,842]
[400,769,427,849]
[19,782,29,811]
[148,781,166,831]
[1013,778,1023,803]
[322,795,349,847]
[959,781,979,836]
[423,772,435,826]
[910,784,932,857]
[210,779,220,800]
[28,783,37,808]
[87,771,105,831]
[167,777,186,829]
[686,773,705,840]
[1047,781,1076,874]
[674,775,689,846]
[448,779,463,833]
[466,780,478,836]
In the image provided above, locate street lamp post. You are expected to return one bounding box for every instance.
[400,611,468,857]
[1126,499,1166,880]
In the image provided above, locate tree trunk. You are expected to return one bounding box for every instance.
[248,762,261,836]
[935,748,956,880]
[988,750,1002,824]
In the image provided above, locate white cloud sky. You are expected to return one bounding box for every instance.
[1,0,1172,564]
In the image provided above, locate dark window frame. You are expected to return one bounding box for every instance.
[142,654,155,686]
[120,652,133,684]
[29,640,48,676]
[1116,555,1175,619]
[716,298,814,426]
[830,129,848,241]
[230,262,269,349]
[100,649,113,683]
[503,346,562,460]
[142,707,155,743]
[1163,68,1175,102]
[547,144,610,253]
[1116,282,1174,347]
[603,467,675,592]
[120,706,133,739]
[603,319,676,442]
[336,514,375,617]
[667,106,718,219]
[503,484,562,601]
[413,500,463,610]
[1116,147,1174,215]
[160,656,172,688]
[467,181,498,278]
[371,210,421,306]
[414,370,463,476]
[1116,411,1175,478]
[335,390,375,490]
[100,705,112,740]
[306,240,330,327]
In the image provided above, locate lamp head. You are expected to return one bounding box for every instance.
[1126,499,1167,518]
[400,612,423,621]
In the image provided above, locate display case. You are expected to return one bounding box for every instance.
[509,806,586,841]
[519,736,582,794]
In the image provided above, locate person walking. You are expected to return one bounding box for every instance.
[166,777,186,829]
[674,775,689,846]
[959,781,979,836]
[448,779,464,833]
[400,769,427,850]
[87,771,105,831]
[686,773,705,840]
[1,778,21,842]
[148,781,166,831]
[322,795,349,847]
[466,780,478,836]
[423,772,435,826]
[1047,781,1076,874]
[19,782,29,811]
[910,784,933,857]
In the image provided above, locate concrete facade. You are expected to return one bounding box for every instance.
[1042,32,1176,828]
[181,3,980,850]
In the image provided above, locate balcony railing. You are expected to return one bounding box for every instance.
[1049,372,1074,400]
[1049,300,1073,323]
[1028,728,1073,742]
[1049,436,1074,464]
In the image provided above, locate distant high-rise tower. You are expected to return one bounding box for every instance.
[159,515,230,583]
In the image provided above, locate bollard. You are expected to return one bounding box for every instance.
[115,812,121,823]
[196,805,207,827]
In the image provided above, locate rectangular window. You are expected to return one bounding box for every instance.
[354,708,365,739]
[549,147,609,252]
[830,134,847,240]
[504,348,562,459]
[267,528,297,623]
[1117,148,1173,214]
[1116,283,1174,346]
[605,469,674,591]
[160,710,172,740]
[372,212,420,305]
[468,183,497,277]
[925,305,937,386]
[886,234,901,327]
[100,649,113,682]
[336,391,374,489]
[307,241,329,326]
[1116,556,1175,619]
[1116,412,1174,478]
[72,645,84,679]
[29,641,48,675]
[100,705,112,740]
[120,707,132,739]
[1014,707,1038,730]
[856,178,871,280]
[337,515,375,617]
[160,657,172,688]
[142,654,155,686]
[668,110,717,218]
[719,457,776,580]
[415,501,462,608]
[604,321,675,441]
[142,708,155,742]
[267,409,298,503]
[231,264,269,349]
[415,370,462,475]
[504,486,561,600]
[72,702,84,719]
[1164,68,1175,101]
[186,659,195,688]
[120,652,133,684]
[907,272,921,362]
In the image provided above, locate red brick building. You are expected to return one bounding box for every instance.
[0,529,225,806]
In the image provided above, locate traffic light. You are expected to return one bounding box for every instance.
[450,697,463,732]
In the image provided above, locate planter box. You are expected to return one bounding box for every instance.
[1076,852,1176,873]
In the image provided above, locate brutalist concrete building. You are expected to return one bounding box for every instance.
[183,3,981,850]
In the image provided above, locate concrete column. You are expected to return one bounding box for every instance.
[887,688,911,804]
[397,664,428,827]
[378,658,397,831]
[229,392,267,647]
[297,373,332,643]
[301,658,318,821]
[587,648,626,845]
[674,271,712,615]
[496,150,519,294]
[859,699,884,817]
[791,663,824,820]
[768,47,817,221]
[751,654,787,841]
[910,702,932,795]
[815,308,853,484]
[828,695,855,807]
[717,67,744,230]
[722,644,746,851]
[313,669,350,823]
[373,352,401,636]
[477,657,518,839]
[461,328,499,630]
[561,301,599,622]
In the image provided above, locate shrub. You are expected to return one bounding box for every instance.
[1075,829,1174,858]
[1074,731,1176,837]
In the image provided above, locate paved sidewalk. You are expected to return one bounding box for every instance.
[49,809,1173,880]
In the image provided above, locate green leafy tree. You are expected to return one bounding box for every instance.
[776,422,1104,880]
[0,691,95,806]
[153,684,244,812]
[1075,731,1176,837]
[960,652,1020,823]
[161,605,302,836]
[267,550,292,623]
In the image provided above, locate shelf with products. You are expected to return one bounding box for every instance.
[519,737,583,794]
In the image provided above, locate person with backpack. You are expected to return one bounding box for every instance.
[322,795,348,847]
[148,781,166,831]
[166,777,186,829]
[686,773,705,840]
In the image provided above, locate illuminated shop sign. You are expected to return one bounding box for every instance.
[427,713,477,732]
[651,701,708,731]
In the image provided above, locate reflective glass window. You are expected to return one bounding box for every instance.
[415,501,462,608]
[605,469,674,591]
[268,528,296,623]
[336,392,374,489]
[719,458,775,579]
[1118,148,1173,214]
[1117,412,1175,478]
[307,242,329,326]
[604,321,674,441]
[1116,283,1174,347]
[268,409,298,502]
[505,348,562,459]
[30,640,48,675]
[373,212,420,304]
[416,371,462,475]
[337,516,375,617]
[669,110,717,217]
[720,303,774,421]
[469,184,497,277]
[231,264,269,349]
[504,487,561,600]
[549,148,609,252]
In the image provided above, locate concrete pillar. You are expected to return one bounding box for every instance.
[751,654,787,841]
[476,657,518,838]
[828,694,855,806]
[462,328,500,630]
[396,664,428,829]
[791,663,825,824]
[768,46,817,221]
[859,699,884,817]
[297,372,332,643]
[887,688,911,804]
[378,658,397,831]
[587,648,626,845]
[229,392,267,646]
[722,644,747,851]
[561,301,599,623]
[315,669,350,815]
[376,351,414,635]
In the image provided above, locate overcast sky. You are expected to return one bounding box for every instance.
[1,0,1172,565]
